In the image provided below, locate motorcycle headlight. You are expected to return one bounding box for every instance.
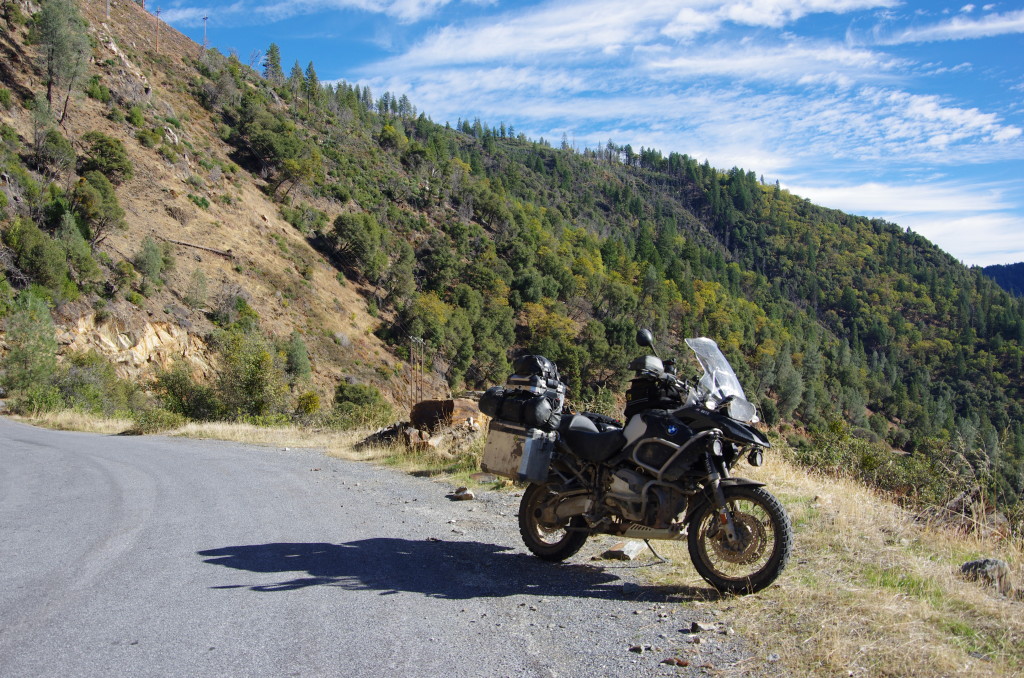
[711,439,723,456]
[747,449,764,467]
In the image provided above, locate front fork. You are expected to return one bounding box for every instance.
[706,451,741,544]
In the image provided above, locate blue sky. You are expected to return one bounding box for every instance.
[162,1,1024,266]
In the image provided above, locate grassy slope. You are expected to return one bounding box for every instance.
[646,450,1023,676]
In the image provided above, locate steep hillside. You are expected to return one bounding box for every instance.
[0,0,440,406]
[1,1,1023,523]
[985,263,1024,297]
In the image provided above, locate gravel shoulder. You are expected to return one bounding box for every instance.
[0,417,759,677]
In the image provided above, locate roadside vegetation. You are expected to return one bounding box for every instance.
[645,447,1023,677]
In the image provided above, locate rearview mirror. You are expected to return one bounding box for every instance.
[636,328,654,347]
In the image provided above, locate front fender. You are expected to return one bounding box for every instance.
[683,477,766,524]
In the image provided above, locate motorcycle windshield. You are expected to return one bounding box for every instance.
[685,337,757,423]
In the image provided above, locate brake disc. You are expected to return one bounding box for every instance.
[710,511,768,564]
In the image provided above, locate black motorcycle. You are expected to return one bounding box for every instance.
[480,330,792,594]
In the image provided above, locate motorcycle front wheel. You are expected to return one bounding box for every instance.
[687,484,792,594]
[518,483,589,562]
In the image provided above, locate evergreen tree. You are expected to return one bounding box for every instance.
[287,60,304,104]
[35,0,89,123]
[304,61,319,115]
[263,43,283,84]
[1,292,58,395]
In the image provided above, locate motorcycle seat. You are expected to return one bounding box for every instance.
[559,414,625,463]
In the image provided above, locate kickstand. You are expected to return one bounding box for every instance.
[644,539,670,564]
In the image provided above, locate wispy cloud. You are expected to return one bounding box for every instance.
[781,180,1014,214]
[874,8,1024,44]
[163,0,472,26]
[780,181,1024,265]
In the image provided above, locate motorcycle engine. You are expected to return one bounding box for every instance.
[605,468,689,528]
[605,468,647,521]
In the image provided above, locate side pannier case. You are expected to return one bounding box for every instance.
[480,421,556,484]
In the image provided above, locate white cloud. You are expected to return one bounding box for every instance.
[899,214,1024,266]
[961,3,976,12]
[780,180,1013,214]
[164,0,469,27]
[876,8,1024,43]
[779,181,1024,265]
[642,41,907,85]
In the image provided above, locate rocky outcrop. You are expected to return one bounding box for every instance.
[961,558,1015,597]
[59,311,213,381]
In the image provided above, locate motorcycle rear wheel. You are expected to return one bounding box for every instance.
[687,485,792,594]
[518,483,589,562]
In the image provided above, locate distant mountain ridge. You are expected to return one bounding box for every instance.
[984,262,1024,297]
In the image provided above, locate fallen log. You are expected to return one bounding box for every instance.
[158,236,233,259]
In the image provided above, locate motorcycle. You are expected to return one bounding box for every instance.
[480,330,792,594]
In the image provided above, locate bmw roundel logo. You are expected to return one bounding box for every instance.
[667,424,678,435]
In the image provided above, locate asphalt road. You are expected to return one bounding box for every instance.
[0,417,756,677]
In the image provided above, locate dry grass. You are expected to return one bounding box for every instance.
[12,411,134,435]
[171,421,395,462]
[643,446,1024,677]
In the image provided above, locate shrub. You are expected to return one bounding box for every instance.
[112,259,136,291]
[133,235,174,288]
[158,144,179,163]
[127,106,145,127]
[132,408,186,434]
[183,269,208,309]
[84,76,112,103]
[136,127,164,148]
[330,381,393,428]
[295,391,320,415]
[72,170,127,246]
[154,362,224,421]
[37,128,76,174]
[54,351,141,415]
[0,87,11,110]
[56,212,101,285]
[187,193,210,209]
[214,328,290,418]
[2,218,72,294]
[11,385,63,414]
[334,380,385,407]
[284,331,312,382]
[212,292,260,332]
[79,131,133,184]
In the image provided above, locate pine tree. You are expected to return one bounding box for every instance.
[264,43,283,84]
[36,0,89,123]
[2,292,58,395]
[304,61,319,115]
[287,60,304,104]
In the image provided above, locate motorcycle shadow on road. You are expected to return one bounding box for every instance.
[197,539,719,602]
